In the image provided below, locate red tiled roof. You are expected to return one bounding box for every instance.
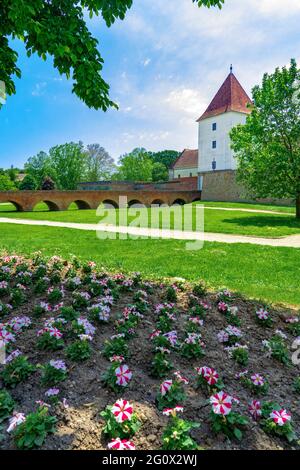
[171,149,198,169]
[197,72,252,121]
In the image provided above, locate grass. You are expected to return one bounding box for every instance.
[202,200,295,214]
[1,202,300,238]
[0,223,300,306]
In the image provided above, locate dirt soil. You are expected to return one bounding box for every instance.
[0,258,300,450]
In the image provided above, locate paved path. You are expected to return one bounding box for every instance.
[1,216,300,248]
[204,206,293,216]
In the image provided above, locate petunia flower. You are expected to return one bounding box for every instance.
[160,380,173,396]
[248,400,262,420]
[162,406,184,417]
[210,391,233,416]
[107,438,136,450]
[7,412,26,433]
[270,409,291,426]
[251,373,265,386]
[111,399,133,423]
[115,364,133,387]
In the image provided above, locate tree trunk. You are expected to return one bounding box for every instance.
[296,194,300,219]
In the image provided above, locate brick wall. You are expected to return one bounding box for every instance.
[200,170,293,206]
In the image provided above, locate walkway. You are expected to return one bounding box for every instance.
[1,217,300,248]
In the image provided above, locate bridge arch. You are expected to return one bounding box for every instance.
[172,198,186,206]
[0,200,23,212]
[128,199,144,208]
[71,200,91,210]
[101,199,119,209]
[33,200,60,211]
[151,199,167,207]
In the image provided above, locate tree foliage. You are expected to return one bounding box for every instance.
[49,142,87,190]
[19,174,38,190]
[0,0,224,110]
[0,174,16,190]
[84,143,116,181]
[231,59,300,217]
[114,148,154,182]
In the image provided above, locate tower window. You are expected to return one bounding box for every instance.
[212,140,217,149]
[212,123,217,131]
[178,174,181,179]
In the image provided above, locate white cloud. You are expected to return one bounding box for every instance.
[31,82,47,97]
[165,88,206,117]
[142,58,151,67]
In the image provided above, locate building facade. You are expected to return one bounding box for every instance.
[169,149,198,179]
[197,69,251,173]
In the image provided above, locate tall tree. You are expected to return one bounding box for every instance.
[115,148,154,182]
[150,150,180,169]
[231,60,300,218]
[0,174,16,190]
[25,151,57,187]
[49,142,87,190]
[84,144,116,181]
[19,174,38,190]
[0,1,224,110]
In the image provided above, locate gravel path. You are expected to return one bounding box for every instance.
[1,216,300,248]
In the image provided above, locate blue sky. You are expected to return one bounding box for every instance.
[1,0,300,169]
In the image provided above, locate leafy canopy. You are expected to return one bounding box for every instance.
[0,0,224,110]
[231,59,300,216]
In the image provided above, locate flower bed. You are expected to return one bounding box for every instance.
[0,254,299,450]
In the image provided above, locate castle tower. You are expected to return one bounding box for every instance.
[197,68,251,173]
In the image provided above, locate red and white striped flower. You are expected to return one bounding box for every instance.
[115,364,132,387]
[160,380,173,396]
[248,400,262,420]
[210,391,233,416]
[270,409,291,426]
[174,371,189,385]
[162,406,184,417]
[107,438,136,450]
[111,399,133,423]
[251,373,265,386]
[205,367,219,386]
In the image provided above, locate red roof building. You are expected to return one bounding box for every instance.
[197,71,252,122]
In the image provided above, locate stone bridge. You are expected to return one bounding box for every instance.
[0,190,202,212]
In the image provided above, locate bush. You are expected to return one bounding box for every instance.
[41,176,55,190]
[19,174,37,190]
[13,407,57,449]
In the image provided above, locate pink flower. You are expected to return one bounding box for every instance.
[251,373,265,386]
[256,308,269,320]
[270,409,291,426]
[110,355,125,363]
[7,412,26,433]
[162,406,184,416]
[108,438,136,450]
[210,391,232,416]
[111,399,133,423]
[204,367,219,386]
[248,400,262,420]
[196,366,210,377]
[218,301,228,313]
[115,365,132,387]
[174,371,189,385]
[160,380,173,396]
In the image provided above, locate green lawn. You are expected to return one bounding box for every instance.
[202,200,295,214]
[1,202,300,238]
[0,223,300,306]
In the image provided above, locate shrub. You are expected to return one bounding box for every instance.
[13,406,56,449]
[162,407,200,450]
[66,338,92,361]
[0,390,15,422]
[100,399,141,439]
[1,356,35,388]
